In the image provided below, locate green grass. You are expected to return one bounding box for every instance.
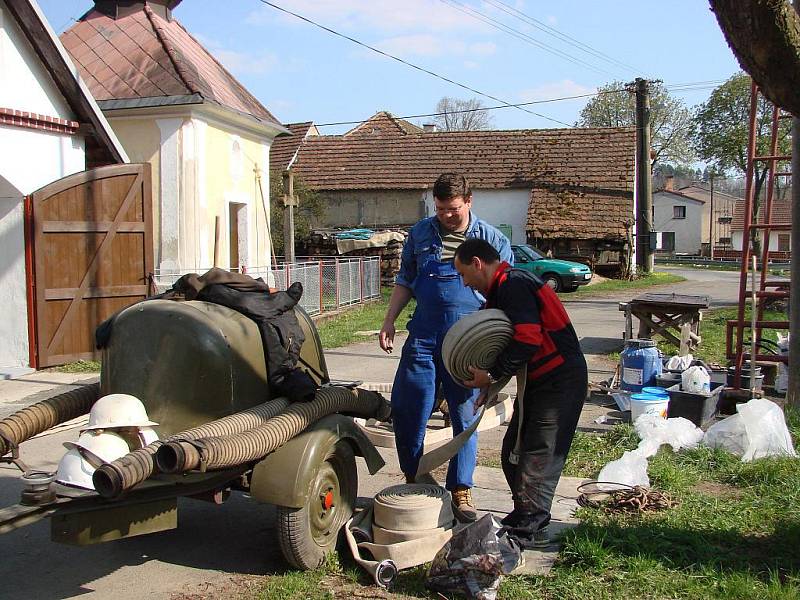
[659,261,745,272]
[563,271,686,300]
[654,306,788,366]
[317,287,416,349]
[53,360,101,373]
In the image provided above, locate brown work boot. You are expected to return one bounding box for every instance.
[451,486,478,522]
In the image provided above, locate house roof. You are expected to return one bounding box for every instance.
[670,184,742,205]
[731,198,792,230]
[654,190,706,205]
[60,3,284,130]
[270,121,317,172]
[3,0,127,164]
[291,124,635,241]
[343,111,423,137]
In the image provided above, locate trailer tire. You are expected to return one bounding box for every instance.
[276,441,357,569]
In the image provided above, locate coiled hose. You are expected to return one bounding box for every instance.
[441,309,513,385]
[92,397,291,499]
[156,386,391,473]
[0,382,100,456]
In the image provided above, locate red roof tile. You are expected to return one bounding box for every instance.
[270,122,318,172]
[290,125,635,240]
[731,198,792,230]
[343,111,423,138]
[61,6,282,127]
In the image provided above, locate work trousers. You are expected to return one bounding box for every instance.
[501,361,587,539]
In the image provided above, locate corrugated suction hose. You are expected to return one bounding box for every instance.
[156,386,391,473]
[0,382,100,456]
[93,397,291,499]
[441,309,513,385]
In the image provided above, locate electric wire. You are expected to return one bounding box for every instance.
[257,0,571,127]
[482,0,641,74]
[438,0,621,78]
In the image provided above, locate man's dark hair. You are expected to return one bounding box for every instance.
[433,173,471,201]
[455,238,500,264]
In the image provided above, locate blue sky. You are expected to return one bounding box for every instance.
[39,0,742,135]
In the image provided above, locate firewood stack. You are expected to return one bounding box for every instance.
[300,229,409,286]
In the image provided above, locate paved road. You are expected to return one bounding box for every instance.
[0,267,744,599]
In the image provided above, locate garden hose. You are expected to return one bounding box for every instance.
[92,397,291,499]
[0,382,100,456]
[155,386,391,473]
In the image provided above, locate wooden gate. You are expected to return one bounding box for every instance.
[25,163,153,368]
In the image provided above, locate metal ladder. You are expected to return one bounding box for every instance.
[727,81,791,389]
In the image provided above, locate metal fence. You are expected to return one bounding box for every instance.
[152,256,381,316]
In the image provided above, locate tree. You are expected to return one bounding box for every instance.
[433,97,494,131]
[269,171,326,257]
[693,72,791,233]
[576,81,695,166]
[710,0,800,117]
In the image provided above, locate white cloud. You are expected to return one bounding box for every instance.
[246,0,491,34]
[463,60,480,70]
[546,15,557,25]
[193,33,279,75]
[375,34,463,58]
[468,41,496,56]
[518,79,595,103]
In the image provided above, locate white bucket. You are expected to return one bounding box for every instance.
[630,393,669,423]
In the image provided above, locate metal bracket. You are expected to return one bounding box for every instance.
[0,432,29,474]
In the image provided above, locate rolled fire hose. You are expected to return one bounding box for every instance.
[92,397,291,499]
[416,310,514,477]
[155,386,391,473]
[345,484,460,587]
[0,382,100,456]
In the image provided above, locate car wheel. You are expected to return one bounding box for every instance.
[542,273,562,292]
[276,441,357,570]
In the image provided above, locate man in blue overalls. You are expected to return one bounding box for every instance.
[379,173,512,521]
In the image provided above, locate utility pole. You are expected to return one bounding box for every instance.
[709,172,715,260]
[633,78,654,273]
[282,170,296,264]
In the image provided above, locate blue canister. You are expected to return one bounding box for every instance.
[619,339,662,394]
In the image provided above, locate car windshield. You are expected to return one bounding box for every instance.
[520,245,545,260]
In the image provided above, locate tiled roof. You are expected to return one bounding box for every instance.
[343,111,423,138]
[292,126,635,240]
[60,5,282,127]
[293,127,634,191]
[731,198,792,230]
[270,122,316,172]
[670,184,743,205]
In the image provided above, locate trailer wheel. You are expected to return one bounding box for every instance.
[276,441,357,570]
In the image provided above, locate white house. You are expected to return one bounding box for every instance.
[0,0,126,375]
[653,179,706,254]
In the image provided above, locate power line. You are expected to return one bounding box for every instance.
[257,0,571,127]
[482,0,640,74]
[438,0,621,78]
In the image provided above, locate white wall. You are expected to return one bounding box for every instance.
[653,191,704,254]
[0,6,86,369]
[423,187,530,244]
[732,230,791,252]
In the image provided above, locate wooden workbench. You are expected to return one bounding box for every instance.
[619,293,710,354]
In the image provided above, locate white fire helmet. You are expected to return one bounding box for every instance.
[55,430,130,490]
[85,394,158,430]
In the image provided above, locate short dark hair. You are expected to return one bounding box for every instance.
[455,238,500,264]
[433,173,471,201]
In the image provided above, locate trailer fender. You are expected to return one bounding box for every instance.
[250,414,384,508]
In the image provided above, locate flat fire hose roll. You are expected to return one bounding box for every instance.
[155,386,391,473]
[345,484,461,586]
[417,310,514,478]
[0,382,100,456]
[92,396,291,499]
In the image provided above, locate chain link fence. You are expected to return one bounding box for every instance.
[151,256,382,316]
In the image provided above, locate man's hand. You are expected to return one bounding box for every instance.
[462,365,490,388]
[379,322,395,354]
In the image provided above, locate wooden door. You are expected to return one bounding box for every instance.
[26,163,153,367]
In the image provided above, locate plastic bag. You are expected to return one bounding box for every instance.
[634,414,704,456]
[426,514,522,600]
[704,399,797,462]
[665,354,693,371]
[681,365,710,393]
[597,450,650,489]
